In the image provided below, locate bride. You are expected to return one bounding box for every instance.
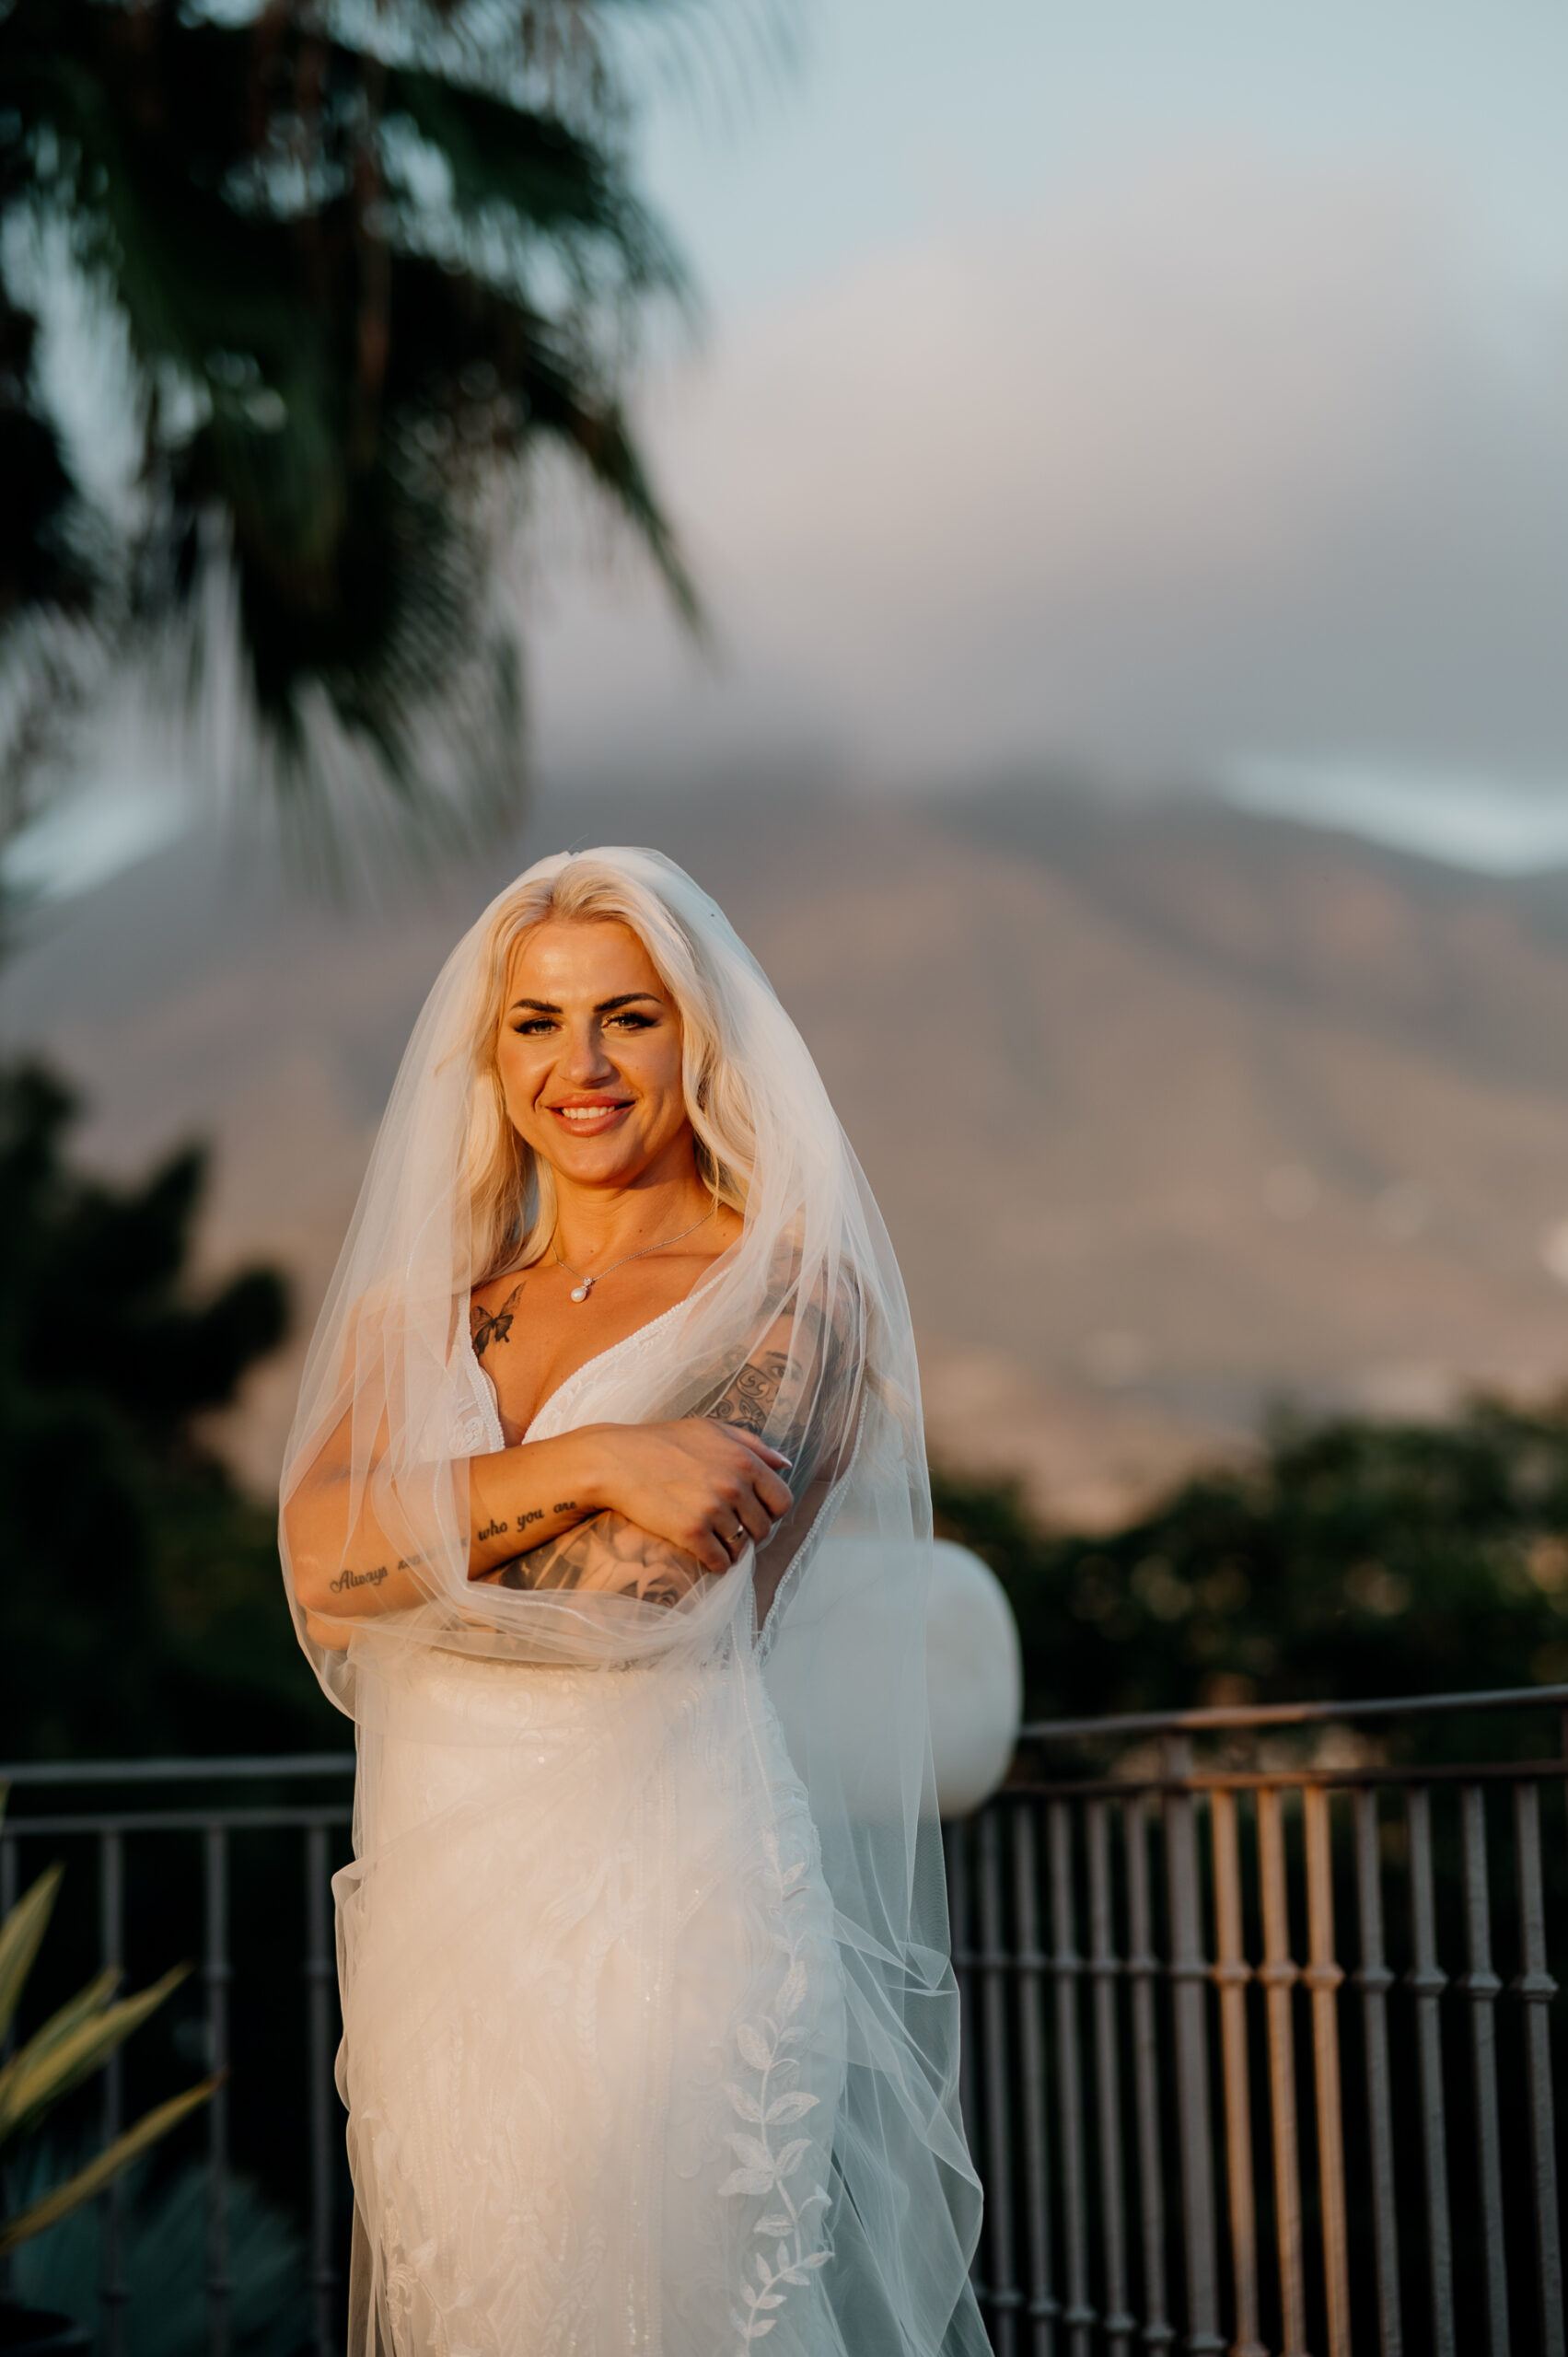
[280,847,986,2357]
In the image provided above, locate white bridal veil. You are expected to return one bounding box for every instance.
[279,847,986,2357]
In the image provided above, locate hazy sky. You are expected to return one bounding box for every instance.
[642,0,1568,313]
[16,0,1568,897]
[522,0,1568,866]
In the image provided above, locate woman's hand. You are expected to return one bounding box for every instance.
[587,1418,794,1577]
[462,1415,795,1593]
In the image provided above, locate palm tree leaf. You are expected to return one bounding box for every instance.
[382,251,700,620]
[384,73,689,296]
[0,1863,63,2048]
[0,0,711,857]
[0,2075,218,2254]
[0,1964,189,2143]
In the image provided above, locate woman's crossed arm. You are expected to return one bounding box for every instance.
[477,1304,855,1615]
[287,1377,793,1643]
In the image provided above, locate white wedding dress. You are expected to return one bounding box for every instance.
[335,1327,847,2357]
[281,846,987,2357]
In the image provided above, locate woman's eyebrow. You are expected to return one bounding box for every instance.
[506,991,664,1014]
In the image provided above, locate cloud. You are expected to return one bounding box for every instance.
[527,145,1568,794]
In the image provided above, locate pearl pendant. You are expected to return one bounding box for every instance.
[570,1283,591,1303]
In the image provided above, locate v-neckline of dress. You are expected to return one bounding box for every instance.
[462,1241,739,1446]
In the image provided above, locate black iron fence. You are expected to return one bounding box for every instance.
[949,1682,1568,2357]
[7,1682,1568,2355]
[0,1754,354,2357]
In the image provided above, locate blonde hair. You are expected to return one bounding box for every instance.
[465,856,756,1285]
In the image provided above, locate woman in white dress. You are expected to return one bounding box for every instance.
[280,848,986,2357]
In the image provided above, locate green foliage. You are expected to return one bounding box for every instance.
[934,1399,1568,1724]
[13,2151,308,2357]
[0,1059,334,1759]
[0,0,703,851]
[0,1797,215,2253]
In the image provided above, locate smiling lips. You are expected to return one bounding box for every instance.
[548,1098,632,1134]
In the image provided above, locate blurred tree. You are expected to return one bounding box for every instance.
[0,1062,332,1759]
[0,0,702,863]
[935,1401,1568,1727]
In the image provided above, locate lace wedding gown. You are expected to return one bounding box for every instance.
[336,1323,847,2357]
[282,845,987,2357]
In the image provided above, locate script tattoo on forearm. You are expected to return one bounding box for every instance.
[475,1508,544,1544]
[326,1545,428,1596]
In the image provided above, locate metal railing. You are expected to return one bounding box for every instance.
[947,1682,1568,2357]
[0,1754,354,2357]
[9,1684,1568,2357]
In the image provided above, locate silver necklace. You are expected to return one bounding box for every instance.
[552,1202,717,1304]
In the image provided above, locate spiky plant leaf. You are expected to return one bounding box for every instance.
[0,1965,189,2145]
[0,2076,219,2254]
[0,1861,63,2049]
[3,1967,122,2078]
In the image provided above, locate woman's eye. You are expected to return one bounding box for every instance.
[610,1013,655,1031]
[512,1018,554,1036]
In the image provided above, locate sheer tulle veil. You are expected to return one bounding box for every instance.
[278,846,986,2355]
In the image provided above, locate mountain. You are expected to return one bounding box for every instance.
[7,782,1568,1527]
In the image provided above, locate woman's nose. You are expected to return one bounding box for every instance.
[562,1022,617,1083]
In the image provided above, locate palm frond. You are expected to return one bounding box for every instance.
[0,0,721,860]
[383,73,690,300]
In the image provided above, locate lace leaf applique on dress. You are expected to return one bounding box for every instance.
[720,1827,834,2351]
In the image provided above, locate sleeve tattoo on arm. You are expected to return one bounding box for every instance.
[709,1351,790,1438]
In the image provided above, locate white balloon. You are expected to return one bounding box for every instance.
[925,1540,1025,1817]
[764,1538,1023,1819]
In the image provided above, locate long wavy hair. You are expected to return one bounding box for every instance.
[464,855,758,1287]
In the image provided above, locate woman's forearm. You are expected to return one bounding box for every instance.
[480,1511,710,1608]
[465,1428,608,1575]
[294,1306,821,1635]
[288,1428,610,1626]
[480,1318,836,1608]
[285,1483,431,1625]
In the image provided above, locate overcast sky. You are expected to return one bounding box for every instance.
[520,0,1568,868]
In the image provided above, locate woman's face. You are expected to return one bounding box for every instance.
[496,917,695,1190]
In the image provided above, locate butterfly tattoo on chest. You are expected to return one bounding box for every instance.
[470,1281,524,1358]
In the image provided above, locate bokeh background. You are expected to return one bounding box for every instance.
[9,7,1568,2339]
[6,0,1568,1738]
